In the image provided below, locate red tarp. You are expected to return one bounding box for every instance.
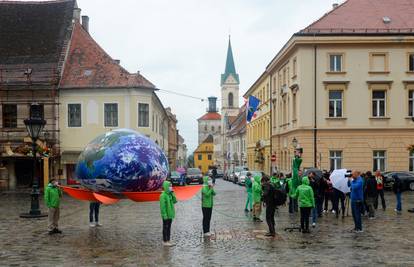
[61,185,202,204]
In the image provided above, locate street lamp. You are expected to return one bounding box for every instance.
[20,103,47,218]
[292,137,298,149]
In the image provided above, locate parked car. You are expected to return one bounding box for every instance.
[169,171,186,186]
[186,168,203,184]
[238,170,264,185]
[224,169,233,181]
[216,169,224,178]
[383,171,414,191]
[232,166,249,184]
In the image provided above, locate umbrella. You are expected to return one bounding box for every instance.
[330,169,351,194]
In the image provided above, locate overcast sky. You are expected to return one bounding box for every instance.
[76,0,342,153]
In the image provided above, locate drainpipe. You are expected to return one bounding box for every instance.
[269,73,273,175]
[313,45,318,168]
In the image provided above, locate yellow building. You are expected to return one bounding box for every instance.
[194,135,214,174]
[256,0,414,173]
[244,73,272,175]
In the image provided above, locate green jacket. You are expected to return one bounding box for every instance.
[202,176,216,208]
[44,183,62,208]
[159,181,177,220]
[270,176,281,189]
[287,178,295,197]
[294,177,315,208]
[245,176,253,193]
[252,175,262,203]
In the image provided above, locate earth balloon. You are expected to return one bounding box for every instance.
[75,129,169,193]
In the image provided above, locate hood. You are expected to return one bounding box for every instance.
[162,180,171,192]
[254,175,261,183]
[302,176,310,185]
[48,182,55,188]
[203,176,209,185]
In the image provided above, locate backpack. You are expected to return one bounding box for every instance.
[274,188,287,206]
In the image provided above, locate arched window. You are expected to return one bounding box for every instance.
[211,126,215,131]
[228,92,234,107]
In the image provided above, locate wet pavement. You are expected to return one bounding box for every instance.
[1,180,414,267]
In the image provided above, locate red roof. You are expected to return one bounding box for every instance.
[60,23,155,89]
[300,0,414,34]
[198,112,221,121]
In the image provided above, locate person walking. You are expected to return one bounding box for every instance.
[160,180,177,246]
[244,172,253,212]
[202,176,216,237]
[252,175,263,222]
[374,170,386,210]
[392,174,403,214]
[286,174,298,214]
[333,188,346,219]
[294,176,315,233]
[211,168,217,185]
[348,171,364,233]
[262,176,277,237]
[89,201,102,227]
[324,176,334,213]
[44,178,63,235]
[365,171,378,219]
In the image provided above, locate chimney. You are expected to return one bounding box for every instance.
[114,59,120,65]
[81,15,89,33]
[207,96,217,112]
[73,7,81,22]
[332,3,339,9]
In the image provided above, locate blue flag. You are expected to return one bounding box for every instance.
[246,95,260,122]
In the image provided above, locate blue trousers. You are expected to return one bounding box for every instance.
[312,207,318,224]
[351,201,363,231]
[245,192,252,210]
[89,202,100,223]
[396,192,402,211]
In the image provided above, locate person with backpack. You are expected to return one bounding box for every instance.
[262,176,277,237]
[160,180,177,246]
[244,172,253,212]
[392,174,403,214]
[252,175,263,222]
[201,176,216,237]
[294,176,315,233]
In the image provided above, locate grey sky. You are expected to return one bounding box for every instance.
[76,0,340,153]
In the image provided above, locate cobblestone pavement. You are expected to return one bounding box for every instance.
[1,180,414,267]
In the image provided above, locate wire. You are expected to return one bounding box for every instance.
[158,88,205,101]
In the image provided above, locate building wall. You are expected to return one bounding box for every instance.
[59,88,168,159]
[267,36,414,173]
[194,142,214,174]
[198,119,221,144]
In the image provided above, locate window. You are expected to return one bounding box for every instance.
[228,93,234,107]
[68,104,81,127]
[373,151,386,171]
[329,54,342,72]
[329,90,343,117]
[198,154,202,160]
[2,104,17,128]
[409,54,414,72]
[30,104,44,120]
[211,126,215,132]
[292,93,297,120]
[104,103,118,127]
[293,58,297,77]
[409,90,414,117]
[370,53,387,72]
[410,151,414,172]
[372,91,386,117]
[152,114,154,131]
[329,151,342,170]
[138,103,149,127]
[208,154,212,160]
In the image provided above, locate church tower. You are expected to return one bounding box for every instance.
[221,36,240,119]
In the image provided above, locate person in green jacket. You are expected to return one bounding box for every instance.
[159,180,177,246]
[44,178,63,234]
[244,172,253,212]
[202,176,216,237]
[286,175,298,214]
[252,175,263,222]
[270,172,281,189]
[294,176,315,233]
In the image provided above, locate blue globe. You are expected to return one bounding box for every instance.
[75,129,169,193]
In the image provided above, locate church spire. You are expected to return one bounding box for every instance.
[221,36,239,86]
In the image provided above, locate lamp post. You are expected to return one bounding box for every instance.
[20,103,47,218]
[292,137,298,149]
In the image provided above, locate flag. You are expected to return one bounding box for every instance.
[246,95,260,122]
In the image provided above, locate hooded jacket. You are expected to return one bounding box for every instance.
[392,174,403,194]
[202,176,216,208]
[159,180,177,220]
[245,176,253,193]
[252,175,262,203]
[365,175,378,198]
[287,178,296,198]
[270,176,281,189]
[44,183,62,208]
[294,177,315,208]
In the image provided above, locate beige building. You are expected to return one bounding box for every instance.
[59,19,168,183]
[244,73,272,174]
[263,0,414,173]
[226,105,247,168]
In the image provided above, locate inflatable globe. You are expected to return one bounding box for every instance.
[75,129,169,193]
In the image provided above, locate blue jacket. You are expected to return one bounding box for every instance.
[348,176,364,201]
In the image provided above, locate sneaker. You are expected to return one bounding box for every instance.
[167,242,176,246]
[323,210,327,213]
[356,229,364,233]
[95,222,102,227]
[48,230,56,235]
[312,223,316,228]
[332,210,336,214]
[204,232,211,237]
[55,229,62,234]
[265,232,275,237]
[255,218,263,222]
[89,223,96,227]
[163,241,171,246]
[369,216,375,220]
